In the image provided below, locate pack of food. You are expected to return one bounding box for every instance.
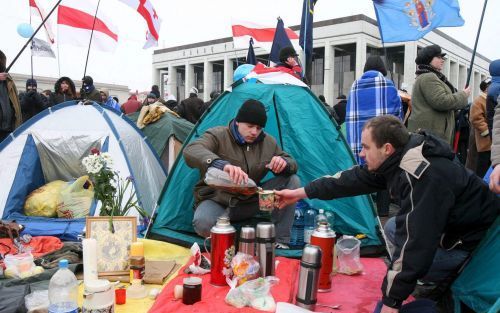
[204,167,258,195]
[225,276,279,311]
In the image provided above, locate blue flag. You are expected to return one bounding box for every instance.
[373,0,464,43]
[246,38,257,65]
[269,18,293,65]
[300,0,317,83]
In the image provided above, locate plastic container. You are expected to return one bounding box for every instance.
[336,236,363,275]
[48,259,78,313]
[290,201,306,246]
[303,207,317,244]
[127,279,147,299]
[82,279,115,312]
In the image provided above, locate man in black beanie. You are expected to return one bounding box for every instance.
[183,99,300,248]
[80,75,101,103]
[274,46,303,80]
[19,78,48,122]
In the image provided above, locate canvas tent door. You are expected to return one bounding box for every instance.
[149,82,382,253]
[0,102,167,240]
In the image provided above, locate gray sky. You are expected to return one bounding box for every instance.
[1,0,498,92]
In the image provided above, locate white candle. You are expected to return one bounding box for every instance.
[82,238,98,283]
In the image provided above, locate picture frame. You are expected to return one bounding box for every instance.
[86,216,136,276]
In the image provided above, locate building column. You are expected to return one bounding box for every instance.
[403,42,418,91]
[152,67,161,89]
[355,37,367,79]
[166,63,177,97]
[224,54,233,90]
[203,59,213,101]
[185,61,195,99]
[323,44,335,104]
[443,56,451,79]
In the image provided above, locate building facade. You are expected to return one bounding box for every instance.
[152,14,490,105]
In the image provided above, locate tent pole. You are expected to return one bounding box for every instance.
[272,94,284,150]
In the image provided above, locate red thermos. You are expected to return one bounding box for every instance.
[207,216,236,286]
[310,221,336,292]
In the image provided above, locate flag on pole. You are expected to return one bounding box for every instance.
[373,0,465,43]
[57,0,118,52]
[31,38,56,58]
[269,18,296,65]
[299,0,317,84]
[116,0,161,49]
[29,0,55,44]
[246,38,257,65]
[232,19,299,53]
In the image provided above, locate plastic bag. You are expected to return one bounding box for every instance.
[204,167,258,195]
[24,180,67,217]
[230,252,260,286]
[225,276,279,311]
[184,242,210,275]
[4,252,44,279]
[336,236,363,275]
[57,176,94,218]
[25,290,49,312]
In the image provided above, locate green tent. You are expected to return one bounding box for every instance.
[452,216,500,313]
[148,82,383,256]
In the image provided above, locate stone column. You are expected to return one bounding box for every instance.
[166,63,177,98]
[152,67,161,89]
[403,42,418,91]
[323,44,335,104]
[355,38,367,79]
[203,59,213,101]
[224,54,233,90]
[185,61,195,99]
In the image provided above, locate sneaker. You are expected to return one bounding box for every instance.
[275,242,290,249]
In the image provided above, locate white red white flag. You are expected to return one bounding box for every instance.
[57,0,118,52]
[117,0,161,49]
[231,20,299,52]
[29,0,55,44]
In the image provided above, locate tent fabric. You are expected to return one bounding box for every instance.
[150,82,382,252]
[452,216,500,313]
[0,101,167,240]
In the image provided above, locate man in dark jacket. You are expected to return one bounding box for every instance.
[121,94,141,114]
[333,95,347,125]
[177,87,204,124]
[0,50,22,141]
[276,115,499,312]
[19,78,48,122]
[183,99,300,247]
[274,46,302,80]
[80,76,101,103]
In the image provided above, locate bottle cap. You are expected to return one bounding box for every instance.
[256,222,275,240]
[240,225,255,240]
[58,259,69,269]
[183,277,202,286]
[301,244,322,267]
[319,209,324,214]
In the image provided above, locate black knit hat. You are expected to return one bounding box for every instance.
[236,99,267,127]
[415,45,446,65]
[82,75,93,86]
[26,78,37,88]
[279,46,298,63]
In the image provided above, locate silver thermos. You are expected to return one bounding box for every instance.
[296,244,322,311]
[256,222,275,277]
[238,225,255,256]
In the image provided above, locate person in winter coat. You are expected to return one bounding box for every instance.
[333,95,347,125]
[202,90,220,113]
[183,99,300,248]
[80,76,101,103]
[490,98,500,194]
[276,115,499,312]
[486,59,500,135]
[408,45,471,146]
[177,87,204,124]
[274,46,302,80]
[19,78,48,122]
[99,89,120,112]
[120,94,142,114]
[50,76,76,105]
[469,79,492,177]
[164,94,178,111]
[0,50,22,141]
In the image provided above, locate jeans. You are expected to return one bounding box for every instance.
[384,217,470,283]
[193,174,300,244]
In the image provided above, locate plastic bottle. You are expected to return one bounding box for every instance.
[303,207,317,244]
[290,201,305,246]
[316,209,335,229]
[48,259,78,313]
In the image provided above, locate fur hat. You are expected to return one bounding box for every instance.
[235,99,267,127]
[415,45,446,65]
[279,46,298,63]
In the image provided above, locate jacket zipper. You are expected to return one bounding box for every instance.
[242,145,250,174]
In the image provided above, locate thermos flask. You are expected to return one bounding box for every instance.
[206,216,236,286]
[310,221,336,292]
[238,225,255,256]
[296,244,322,311]
[256,222,275,277]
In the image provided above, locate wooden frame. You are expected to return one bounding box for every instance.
[86,216,136,276]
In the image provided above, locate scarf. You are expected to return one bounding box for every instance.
[416,64,457,93]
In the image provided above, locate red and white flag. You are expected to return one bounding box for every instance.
[117,0,161,49]
[232,20,299,52]
[30,0,55,44]
[57,0,118,52]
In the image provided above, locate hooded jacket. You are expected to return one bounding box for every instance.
[304,132,499,309]
[81,85,101,103]
[486,59,500,134]
[183,120,298,208]
[177,93,204,124]
[50,76,76,105]
[121,95,142,114]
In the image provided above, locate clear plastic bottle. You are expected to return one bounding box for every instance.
[290,201,305,246]
[315,209,335,229]
[48,259,78,313]
[303,207,317,244]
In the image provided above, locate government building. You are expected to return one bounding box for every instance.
[152,14,490,104]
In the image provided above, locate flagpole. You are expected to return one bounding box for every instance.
[465,0,488,88]
[6,0,62,72]
[29,0,34,80]
[83,0,102,78]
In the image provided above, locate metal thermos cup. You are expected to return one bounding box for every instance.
[239,225,255,256]
[311,222,336,292]
[296,244,322,311]
[207,216,236,286]
[256,222,275,277]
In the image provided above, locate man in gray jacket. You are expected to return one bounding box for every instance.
[490,96,500,194]
[183,99,300,247]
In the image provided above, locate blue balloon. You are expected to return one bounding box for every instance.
[233,64,255,82]
[17,23,34,38]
